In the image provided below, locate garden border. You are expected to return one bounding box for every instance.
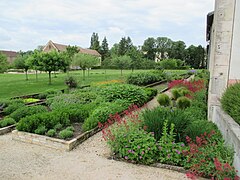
[0,124,16,135]
[12,127,100,151]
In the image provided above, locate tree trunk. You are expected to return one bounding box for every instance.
[35,70,38,81]
[83,69,85,80]
[48,71,52,85]
[25,70,28,81]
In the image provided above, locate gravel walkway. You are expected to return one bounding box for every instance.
[0,94,187,180]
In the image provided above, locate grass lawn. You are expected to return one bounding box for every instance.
[0,69,149,99]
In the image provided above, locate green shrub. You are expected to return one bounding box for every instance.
[34,125,47,135]
[66,126,74,131]
[3,102,25,115]
[171,88,182,100]
[17,111,70,133]
[157,94,171,107]
[54,123,63,131]
[0,117,16,128]
[221,83,240,125]
[127,71,164,86]
[59,129,73,139]
[144,88,158,101]
[37,89,62,99]
[99,84,148,106]
[9,105,47,122]
[176,96,191,109]
[156,59,185,70]
[142,107,190,142]
[46,129,56,137]
[82,102,124,131]
[65,76,78,88]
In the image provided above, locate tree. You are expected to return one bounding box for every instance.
[142,37,156,60]
[118,36,133,56]
[14,54,31,80]
[37,51,69,84]
[0,52,8,73]
[185,45,206,69]
[155,37,173,59]
[100,36,110,61]
[90,32,100,51]
[126,46,143,71]
[27,50,42,80]
[111,55,131,76]
[168,41,186,60]
[72,53,99,80]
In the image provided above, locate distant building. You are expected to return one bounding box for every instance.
[0,50,18,64]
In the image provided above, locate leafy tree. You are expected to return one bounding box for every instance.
[72,53,99,80]
[185,45,206,69]
[109,43,119,57]
[14,54,31,80]
[155,37,173,59]
[37,51,69,84]
[90,32,100,51]
[168,41,186,60]
[0,52,8,73]
[126,46,143,71]
[100,36,110,61]
[118,36,133,56]
[111,55,131,76]
[142,37,156,60]
[27,50,42,80]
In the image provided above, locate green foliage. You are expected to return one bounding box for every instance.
[90,32,100,51]
[111,55,132,75]
[185,45,206,69]
[157,120,187,166]
[144,88,157,101]
[65,76,78,88]
[221,83,240,125]
[54,123,63,131]
[100,36,110,61]
[142,37,156,60]
[157,94,171,107]
[99,83,148,106]
[0,117,16,128]
[46,129,56,137]
[9,105,47,122]
[127,71,164,86]
[106,116,158,165]
[23,98,40,103]
[34,125,47,135]
[156,59,186,70]
[17,111,71,133]
[3,101,25,115]
[14,54,30,80]
[37,89,62,99]
[171,87,190,100]
[82,102,124,131]
[0,52,9,73]
[142,107,190,142]
[65,126,75,132]
[59,129,74,139]
[176,96,191,109]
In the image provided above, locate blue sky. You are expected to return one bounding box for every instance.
[0,0,215,51]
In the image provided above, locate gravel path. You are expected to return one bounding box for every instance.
[0,94,187,180]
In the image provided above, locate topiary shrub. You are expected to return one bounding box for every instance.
[0,117,16,128]
[46,129,56,137]
[221,83,240,125]
[65,76,78,89]
[9,105,47,122]
[176,96,191,109]
[157,94,171,107]
[171,88,182,100]
[59,129,73,139]
[34,125,47,135]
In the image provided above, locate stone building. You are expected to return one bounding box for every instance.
[0,50,18,64]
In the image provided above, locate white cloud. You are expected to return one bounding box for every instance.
[0,0,215,51]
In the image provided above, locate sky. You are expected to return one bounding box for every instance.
[0,0,215,52]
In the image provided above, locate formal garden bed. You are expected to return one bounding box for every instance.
[99,70,240,180]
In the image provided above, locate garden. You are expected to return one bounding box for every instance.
[0,69,238,179]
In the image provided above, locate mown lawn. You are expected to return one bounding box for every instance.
[0,69,149,99]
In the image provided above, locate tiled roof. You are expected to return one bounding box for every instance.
[0,50,18,57]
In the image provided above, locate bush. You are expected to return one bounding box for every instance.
[103,110,158,165]
[9,105,47,122]
[0,117,16,128]
[37,89,63,99]
[99,84,148,106]
[142,107,190,142]
[176,96,191,109]
[17,111,71,133]
[171,87,190,100]
[59,129,73,139]
[46,129,56,137]
[65,76,78,88]
[144,88,157,101]
[127,71,164,86]
[82,102,124,131]
[157,94,171,107]
[221,83,240,125]
[34,125,47,135]
[3,102,25,115]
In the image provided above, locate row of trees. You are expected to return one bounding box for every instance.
[89,33,206,69]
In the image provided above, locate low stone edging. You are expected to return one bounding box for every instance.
[144,80,167,88]
[12,127,100,151]
[0,124,16,135]
[212,106,240,175]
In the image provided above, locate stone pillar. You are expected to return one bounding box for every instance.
[208,0,236,120]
